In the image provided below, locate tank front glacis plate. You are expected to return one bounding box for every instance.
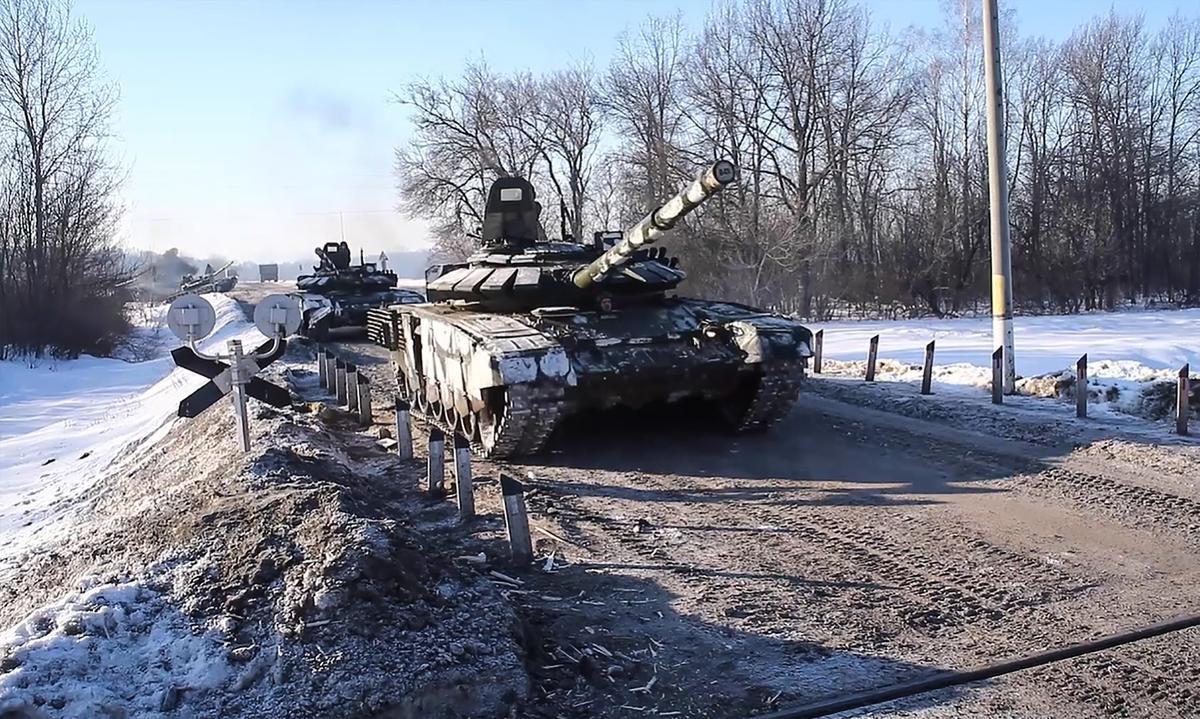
[402,304,575,410]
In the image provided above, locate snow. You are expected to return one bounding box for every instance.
[0,295,264,567]
[814,308,1198,420]
[815,308,1200,376]
[0,570,233,719]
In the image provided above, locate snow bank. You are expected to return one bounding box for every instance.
[814,308,1199,422]
[816,308,1200,376]
[0,569,233,719]
[0,295,264,567]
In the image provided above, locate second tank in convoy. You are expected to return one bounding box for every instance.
[294,241,423,340]
[368,161,813,457]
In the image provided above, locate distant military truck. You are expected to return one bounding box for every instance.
[258,263,279,282]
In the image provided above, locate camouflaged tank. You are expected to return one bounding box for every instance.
[294,241,424,340]
[368,161,813,458]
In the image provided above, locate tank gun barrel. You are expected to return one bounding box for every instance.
[573,160,736,289]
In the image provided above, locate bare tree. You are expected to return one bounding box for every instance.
[0,0,126,357]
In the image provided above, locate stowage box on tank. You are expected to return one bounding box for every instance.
[367,161,813,458]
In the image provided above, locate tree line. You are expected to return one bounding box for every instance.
[0,0,126,358]
[395,0,1200,318]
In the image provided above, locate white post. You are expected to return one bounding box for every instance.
[228,339,251,452]
[357,376,372,427]
[347,364,360,413]
[394,396,413,460]
[501,474,533,565]
[427,427,445,495]
[453,433,474,520]
[983,0,1016,394]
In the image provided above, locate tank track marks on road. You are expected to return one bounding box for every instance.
[1016,467,1200,540]
[735,360,806,431]
[534,474,1063,640]
[1026,637,1200,719]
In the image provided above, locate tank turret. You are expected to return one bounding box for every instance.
[574,160,736,289]
[423,160,737,309]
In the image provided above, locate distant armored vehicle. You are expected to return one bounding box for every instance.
[175,261,238,298]
[294,241,423,340]
[368,161,813,458]
[258,263,279,282]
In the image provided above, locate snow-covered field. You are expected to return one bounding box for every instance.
[815,308,1198,421]
[0,295,265,565]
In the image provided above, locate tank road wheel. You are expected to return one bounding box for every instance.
[461,409,480,443]
[443,401,459,433]
[476,387,506,455]
[412,382,429,414]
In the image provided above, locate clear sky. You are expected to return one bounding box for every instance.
[74,0,1187,264]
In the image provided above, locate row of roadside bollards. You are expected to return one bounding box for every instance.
[810,330,1191,436]
[420,424,534,564]
[317,345,536,564]
[316,346,372,427]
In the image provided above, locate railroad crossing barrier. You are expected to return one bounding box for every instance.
[165,293,298,452]
[453,433,474,520]
[501,473,533,565]
[427,426,445,495]
[394,396,414,459]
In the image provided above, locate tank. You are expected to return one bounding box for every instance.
[294,241,424,340]
[178,261,238,296]
[368,161,813,458]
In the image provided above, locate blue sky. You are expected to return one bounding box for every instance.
[75,0,1186,263]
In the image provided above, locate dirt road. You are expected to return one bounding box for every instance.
[231,288,1200,717]
[368,353,1198,717]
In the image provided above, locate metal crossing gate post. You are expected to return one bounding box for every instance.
[228,339,252,451]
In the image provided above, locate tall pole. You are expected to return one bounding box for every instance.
[982,0,1015,393]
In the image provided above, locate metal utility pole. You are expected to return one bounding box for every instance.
[982,0,1015,393]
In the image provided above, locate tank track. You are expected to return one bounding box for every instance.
[733,360,806,431]
[409,379,566,459]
